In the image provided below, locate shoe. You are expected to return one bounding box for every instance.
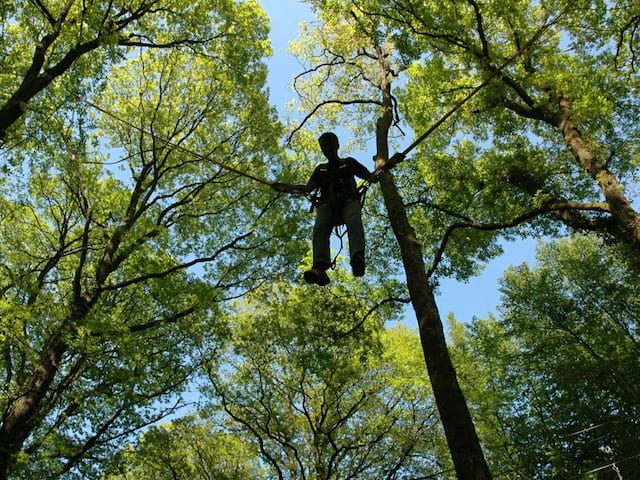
[304,268,330,286]
[351,254,365,277]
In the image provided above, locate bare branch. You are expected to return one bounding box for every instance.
[424,200,610,278]
[339,296,410,338]
[101,230,254,291]
[286,99,383,145]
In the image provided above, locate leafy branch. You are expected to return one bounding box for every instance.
[424,200,610,279]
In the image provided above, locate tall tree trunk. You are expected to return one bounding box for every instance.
[0,335,68,480]
[556,96,640,248]
[502,92,640,257]
[375,77,491,478]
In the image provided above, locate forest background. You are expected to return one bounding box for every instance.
[0,0,639,479]
[262,0,540,321]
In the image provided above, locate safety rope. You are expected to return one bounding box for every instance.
[81,98,276,188]
[398,5,571,158]
[82,4,569,197]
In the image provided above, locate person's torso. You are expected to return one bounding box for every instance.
[313,158,359,206]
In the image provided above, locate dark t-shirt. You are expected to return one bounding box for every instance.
[308,157,372,206]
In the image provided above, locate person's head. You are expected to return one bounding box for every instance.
[318,132,339,162]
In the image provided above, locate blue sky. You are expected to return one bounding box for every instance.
[258,0,539,323]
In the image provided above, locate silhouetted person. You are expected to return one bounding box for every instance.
[273,132,403,285]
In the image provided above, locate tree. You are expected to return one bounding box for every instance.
[0,0,249,140]
[205,276,444,480]
[0,2,306,477]
[287,7,492,478]
[287,1,640,474]
[449,235,640,478]
[105,414,266,480]
[345,0,640,263]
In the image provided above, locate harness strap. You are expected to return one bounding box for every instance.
[307,182,368,222]
[330,225,348,269]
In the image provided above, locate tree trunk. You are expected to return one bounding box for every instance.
[503,93,640,257]
[0,287,94,477]
[0,336,68,479]
[376,77,491,478]
[556,96,640,249]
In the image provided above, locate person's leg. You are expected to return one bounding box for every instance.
[312,204,333,269]
[306,204,333,285]
[342,199,366,276]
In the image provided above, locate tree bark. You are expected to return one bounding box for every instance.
[0,335,68,479]
[375,72,491,478]
[0,217,106,479]
[556,96,640,249]
[0,37,101,139]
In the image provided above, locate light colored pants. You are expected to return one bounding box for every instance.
[312,198,364,269]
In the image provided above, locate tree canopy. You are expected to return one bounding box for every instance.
[0,1,308,477]
[449,235,640,478]
[205,278,443,479]
[1,0,639,478]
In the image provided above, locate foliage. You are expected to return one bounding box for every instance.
[204,276,446,479]
[104,414,266,480]
[3,0,639,478]
[0,0,272,140]
[449,234,640,478]
[304,0,640,279]
[0,1,311,477]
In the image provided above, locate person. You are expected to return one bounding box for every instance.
[272,132,403,286]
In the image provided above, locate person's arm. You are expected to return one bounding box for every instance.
[271,170,319,194]
[271,182,311,193]
[348,157,375,181]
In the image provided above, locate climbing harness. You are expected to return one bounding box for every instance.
[306,182,368,215]
[305,180,368,269]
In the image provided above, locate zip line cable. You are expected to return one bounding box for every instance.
[399,3,571,158]
[82,3,570,191]
[81,98,276,187]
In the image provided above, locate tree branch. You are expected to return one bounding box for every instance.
[425,200,610,278]
[615,14,640,71]
[207,372,286,480]
[286,99,382,145]
[286,99,383,145]
[29,0,56,27]
[339,296,410,338]
[467,0,490,58]
[101,230,254,291]
[128,306,198,333]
